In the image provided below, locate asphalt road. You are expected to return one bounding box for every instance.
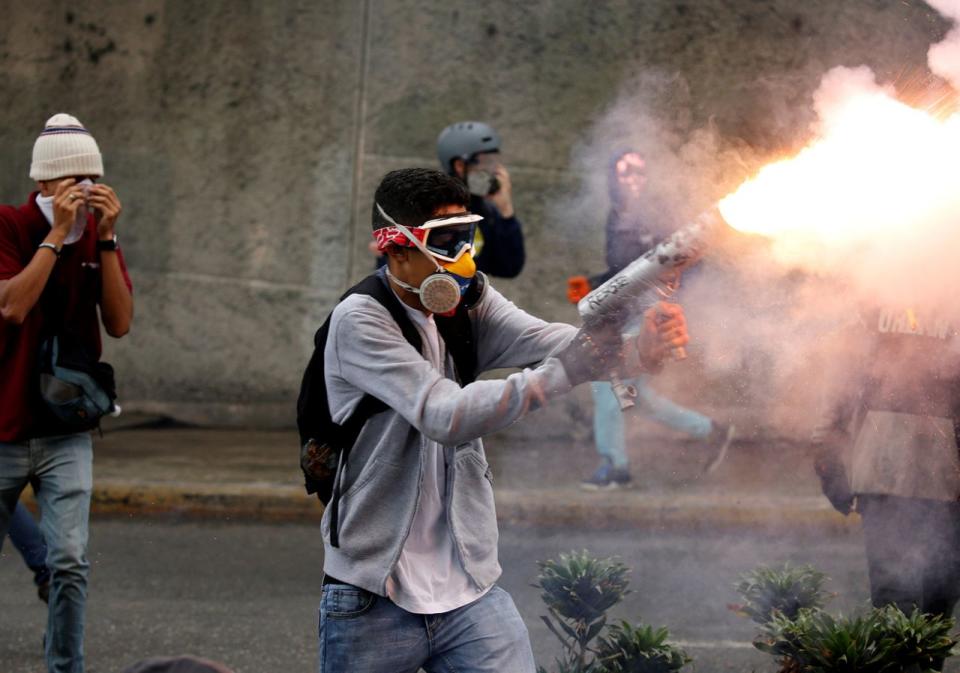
[1,516,952,673]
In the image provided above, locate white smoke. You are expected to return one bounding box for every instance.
[562,56,960,438]
[928,0,960,88]
[720,64,960,318]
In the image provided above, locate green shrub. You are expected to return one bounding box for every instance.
[735,563,830,624]
[593,621,691,673]
[735,563,958,672]
[535,551,690,673]
[756,605,956,673]
[536,549,631,628]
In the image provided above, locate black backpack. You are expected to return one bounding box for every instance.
[296,271,482,546]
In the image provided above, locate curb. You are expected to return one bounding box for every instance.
[21,480,858,533]
[21,481,322,522]
[494,490,858,533]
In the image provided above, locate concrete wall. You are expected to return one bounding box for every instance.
[0,1,948,430]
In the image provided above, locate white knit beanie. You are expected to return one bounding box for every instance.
[29,113,103,180]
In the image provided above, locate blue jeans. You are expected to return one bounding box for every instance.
[0,433,93,673]
[318,584,535,673]
[9,500,50,584]
[591,374,712,468]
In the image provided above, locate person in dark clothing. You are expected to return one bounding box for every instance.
[813,303,960,631]
[373,121,525,278]
[436,121,525,278]
[567,150,734,490]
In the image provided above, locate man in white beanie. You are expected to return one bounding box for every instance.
[0,113,133,673]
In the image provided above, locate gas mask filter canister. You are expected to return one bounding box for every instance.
[417,252,477,314]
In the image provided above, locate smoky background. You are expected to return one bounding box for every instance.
[546,7,960,452]
[6,3,960,670]
[1,0,951,426]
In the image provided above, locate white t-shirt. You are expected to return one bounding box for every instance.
[384,300,487,614]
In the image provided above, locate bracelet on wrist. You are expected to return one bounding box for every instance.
[97,234,119,252]
[38,242,61,258]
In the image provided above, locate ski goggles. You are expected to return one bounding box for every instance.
[373,204,483,263]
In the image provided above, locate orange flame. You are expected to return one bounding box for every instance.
[718,85,960,262]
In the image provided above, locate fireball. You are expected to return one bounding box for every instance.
[717,69,960,278]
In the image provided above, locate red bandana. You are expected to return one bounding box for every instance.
[372,226,428,253]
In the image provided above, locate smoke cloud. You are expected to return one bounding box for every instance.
[559,14,960,439]
[719,64,960,315]
[928,0,960,88]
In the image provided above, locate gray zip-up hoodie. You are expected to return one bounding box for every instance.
[322,275,576,596]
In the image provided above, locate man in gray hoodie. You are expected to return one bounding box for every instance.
[316,167,688,673]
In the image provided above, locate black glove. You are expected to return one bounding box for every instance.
[556,325,623,387]
[814,451,854,515]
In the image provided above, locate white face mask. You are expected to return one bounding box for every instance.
[466,170,494,197]
[36,178,93,245]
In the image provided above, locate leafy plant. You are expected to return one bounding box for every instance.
[537,550,631,626]
[734,563,830,624]
[735,563,959,671]
[755,605,956,673]
[878,606,958,670]
[535,550,631,670]
[593,621,691,673]
[535,550,689,673]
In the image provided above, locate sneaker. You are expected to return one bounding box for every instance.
[702,422,736,474]
[580,461,631,491]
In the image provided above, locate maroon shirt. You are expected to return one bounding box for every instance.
[0,193,132,442]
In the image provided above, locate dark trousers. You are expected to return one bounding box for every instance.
[859,494,960,618]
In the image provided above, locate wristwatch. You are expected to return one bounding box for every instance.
[97,234,119,252]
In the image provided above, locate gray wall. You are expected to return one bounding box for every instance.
[0,1,948,429]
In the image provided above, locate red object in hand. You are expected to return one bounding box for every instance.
[566,275,591,304]
[640,302,690,367]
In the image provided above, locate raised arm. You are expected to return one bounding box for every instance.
[0,181,82,324]
[88,183,133,337]
[326,296,573,447]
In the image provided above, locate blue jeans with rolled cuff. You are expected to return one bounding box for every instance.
[0,432,93,673]
[318,583,536,673]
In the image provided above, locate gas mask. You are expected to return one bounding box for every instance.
[375,203,483,315]
[36,178,93,245]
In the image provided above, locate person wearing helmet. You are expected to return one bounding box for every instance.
[436,121,525,278]
[566,150,734,490]
[315,167,688,673]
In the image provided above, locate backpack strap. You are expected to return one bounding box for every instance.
[354,273,423,353]
[297,273,422,448]
[300,271,482,548]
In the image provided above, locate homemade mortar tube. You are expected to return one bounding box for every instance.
[576,206,727,409]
